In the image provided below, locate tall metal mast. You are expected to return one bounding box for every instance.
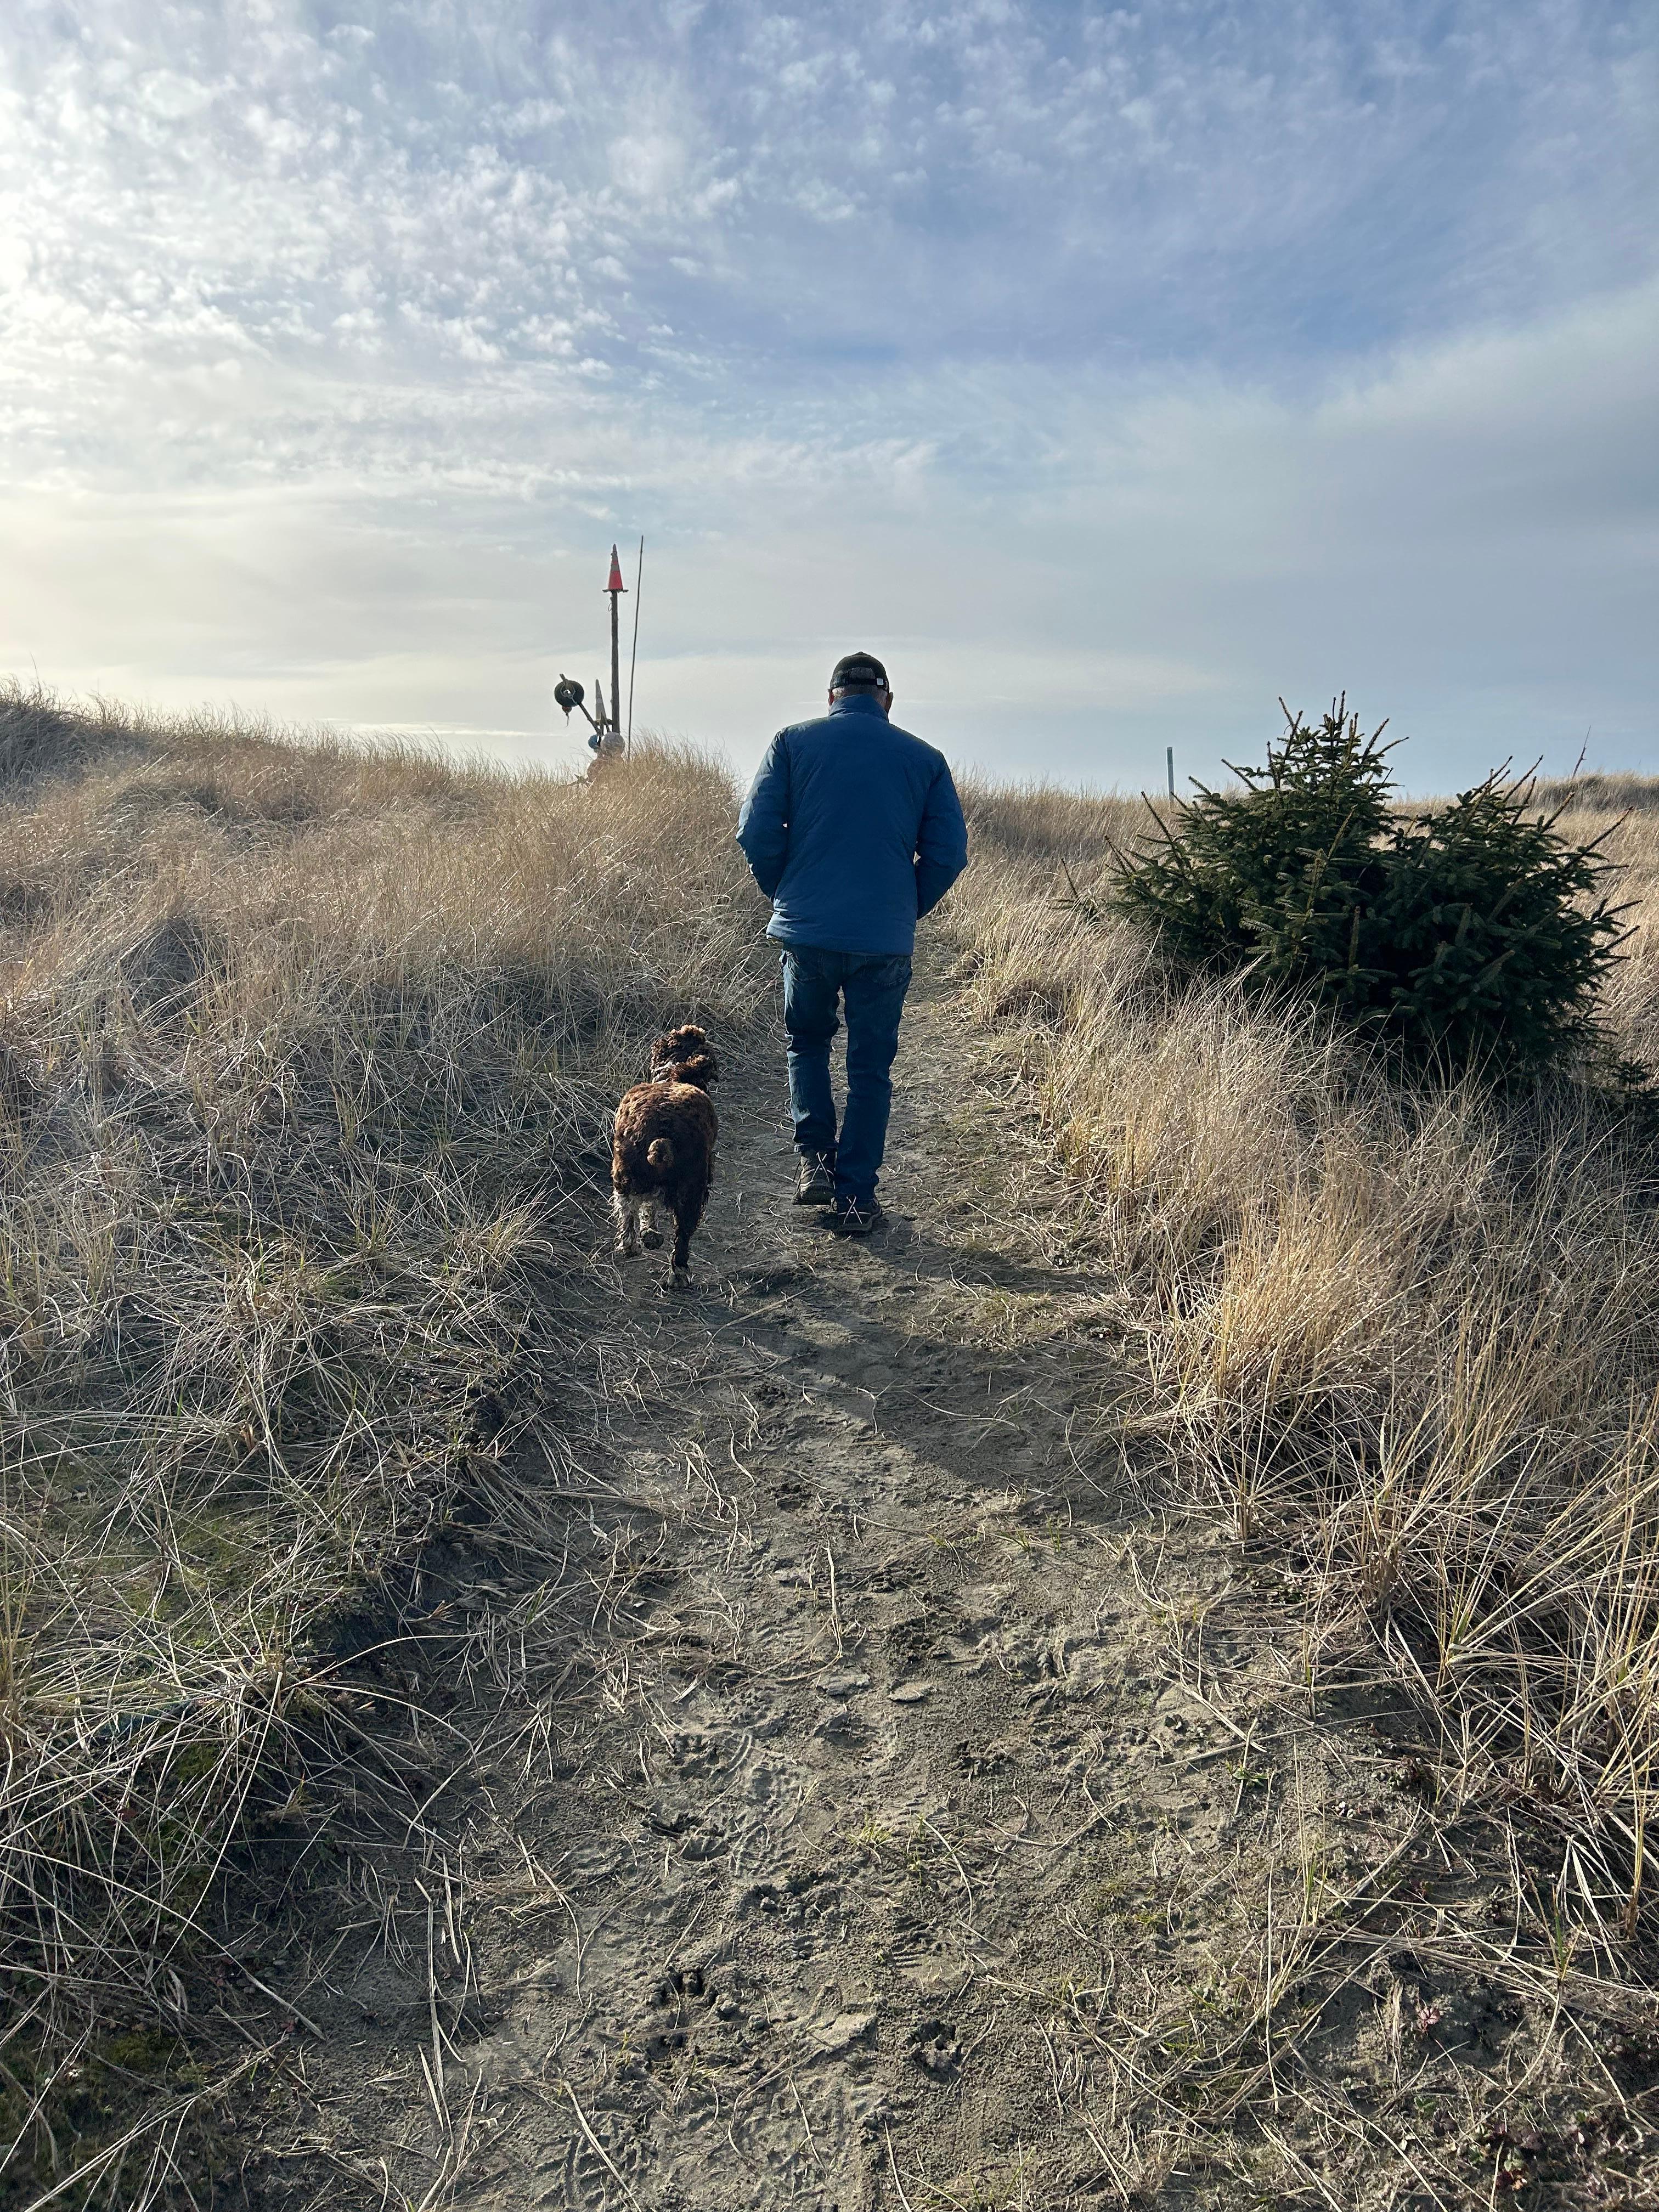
[554,545,634,761]
[605,545,626,741]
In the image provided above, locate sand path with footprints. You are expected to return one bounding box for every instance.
[240,952,1429,2211]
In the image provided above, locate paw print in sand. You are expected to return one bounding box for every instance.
[909,2019,961,2081]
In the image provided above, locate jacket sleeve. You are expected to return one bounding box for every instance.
[736,734,791,899]
[914,760,969,919]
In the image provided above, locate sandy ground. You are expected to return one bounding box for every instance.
[223,953,1633,2210]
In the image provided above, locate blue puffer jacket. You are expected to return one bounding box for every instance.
[737,695,969,956]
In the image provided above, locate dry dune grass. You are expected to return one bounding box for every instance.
[957,777,1659,1960]
[7,691,1659,2200]
[0,685,766,2194]
[1536,772,1659,816]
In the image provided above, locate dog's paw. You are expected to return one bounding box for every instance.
[614,1241,642,1261]
[642,1228,664,1249]
[664,1266,693,1292]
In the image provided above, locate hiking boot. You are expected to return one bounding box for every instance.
[794,1152,837,1206]
[829,1196,885,1237]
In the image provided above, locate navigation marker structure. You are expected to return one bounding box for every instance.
[605,545,627,753]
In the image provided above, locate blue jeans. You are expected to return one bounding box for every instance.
[781,946,913,1206]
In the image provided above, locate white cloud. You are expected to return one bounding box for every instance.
[0,1,1653,787]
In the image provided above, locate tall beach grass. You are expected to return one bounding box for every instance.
[955,770,1659,1952]
[0,686,767,2200]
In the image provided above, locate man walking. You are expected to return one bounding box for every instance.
[737,652,969,1235]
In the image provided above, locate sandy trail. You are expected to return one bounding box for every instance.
[236,952,1334,2210]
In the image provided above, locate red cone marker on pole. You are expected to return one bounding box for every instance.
[604,545,627,741]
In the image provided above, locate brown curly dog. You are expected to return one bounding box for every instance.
[611,1025,719,1288]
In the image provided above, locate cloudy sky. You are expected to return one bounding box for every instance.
[2,1,1655,790]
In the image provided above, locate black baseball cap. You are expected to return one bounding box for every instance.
[830,651,889,693]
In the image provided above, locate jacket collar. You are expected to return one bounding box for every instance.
[827,693,889,722]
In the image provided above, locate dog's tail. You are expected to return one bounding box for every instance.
[646,1137,675,1171]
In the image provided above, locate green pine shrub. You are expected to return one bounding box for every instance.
[1111,700,1628,1075]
